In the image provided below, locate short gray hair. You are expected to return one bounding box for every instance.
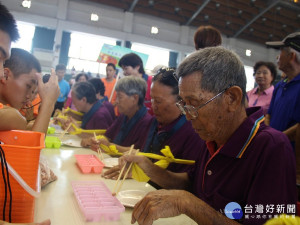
[285,47,300,63]
[72,82,97,104]
[115,76,147,107]
[177,46,247,102]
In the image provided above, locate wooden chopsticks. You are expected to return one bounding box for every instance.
[59,123,72,140]
[112,145,137,196]
[94,132,104,161]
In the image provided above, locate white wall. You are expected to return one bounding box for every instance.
[2,0,279,68]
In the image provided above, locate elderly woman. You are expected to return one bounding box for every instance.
[247,61,276,114]
[65,73,89,110]
[103,68,205,179]
[143,67,204,172]
[82,76,153,151]
[58,81,115,133]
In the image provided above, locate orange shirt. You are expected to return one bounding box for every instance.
[32,94,41,116]
[19,94,41,118]
[101,78,117,104]
[0,103,3,109]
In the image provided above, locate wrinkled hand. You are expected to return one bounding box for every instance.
[131,189,184,225]
[102,151,152,180]
[81,137,109,151]
[120,154,154,176]
[53,117,76,132]
[102,165,121,180]
[37,69,60,105]
[93,138,110,151]
[81,137,93,148]
[53,117,66,125]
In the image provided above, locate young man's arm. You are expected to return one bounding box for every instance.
[0,106,27,130]
[31,69,60,134]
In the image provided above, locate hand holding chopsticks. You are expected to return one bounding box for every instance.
[94,132,104,161]
[112,145,138,196]
[59,123,72,140]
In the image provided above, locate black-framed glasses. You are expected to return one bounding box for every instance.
[176,85,232,119]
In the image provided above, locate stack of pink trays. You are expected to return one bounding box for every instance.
[71,181,125,221]
[75,154,104,173]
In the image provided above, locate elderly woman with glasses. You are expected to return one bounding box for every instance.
[118,47,296,225]
[247,61,277,115]
[103,68,205,179]
[82,76,153,151]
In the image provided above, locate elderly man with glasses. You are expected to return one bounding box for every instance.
[121,47,296,225]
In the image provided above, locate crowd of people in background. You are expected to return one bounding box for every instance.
[0,2,300,225]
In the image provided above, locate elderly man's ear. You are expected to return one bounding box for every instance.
[224,86,244,112]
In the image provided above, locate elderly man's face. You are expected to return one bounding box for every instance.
[0,30,11,79]
[178,72,228,142]
[277,47,292,73]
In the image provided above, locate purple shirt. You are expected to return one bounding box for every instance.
[105,111,153,150]
[247,85,274,115]
[188,107,296,225]
[144,116,205,173]
[85,102,116,129]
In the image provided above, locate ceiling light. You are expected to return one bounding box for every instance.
[262,17,267,22]
[282,24,287,28]
[249,28,254,32]
[151,26,159,34]
[215,3,220,8]
[204,15,209,21]
[22,0,31,8]
[226,21,231,26]
[148,0,154,6]
[90,13,99,21]
[238,10,243,15]
[174,7,181,13]
[246,49,251,57]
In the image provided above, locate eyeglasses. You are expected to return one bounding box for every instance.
[176,86,232,119]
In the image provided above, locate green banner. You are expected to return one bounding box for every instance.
[97,44,149,67]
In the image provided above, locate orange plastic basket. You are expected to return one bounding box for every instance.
[0,130,45,223]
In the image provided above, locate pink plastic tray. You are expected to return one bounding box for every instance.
[75,154,104,173]
[72,181,125,221]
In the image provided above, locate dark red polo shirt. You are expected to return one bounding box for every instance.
[188,107,297,225]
